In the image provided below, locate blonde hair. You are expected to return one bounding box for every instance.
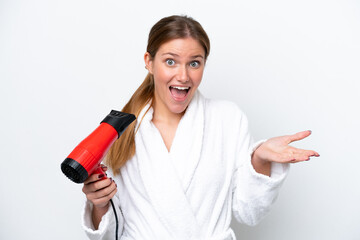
[106,15,210,175]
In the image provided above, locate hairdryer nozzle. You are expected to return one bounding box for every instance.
[61,158,88,183]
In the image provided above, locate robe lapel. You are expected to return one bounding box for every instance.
[134,93,205,239]
[170,91,204,193]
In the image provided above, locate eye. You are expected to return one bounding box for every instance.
[190,61,200,68]
[166,59,175,66]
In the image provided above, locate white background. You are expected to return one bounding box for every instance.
[1,0,359,239]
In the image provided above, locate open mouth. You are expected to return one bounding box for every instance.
[169,86,190,100]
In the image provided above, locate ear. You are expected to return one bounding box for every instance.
[144,52,153,74]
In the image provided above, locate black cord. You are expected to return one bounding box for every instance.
[109,199,119,240]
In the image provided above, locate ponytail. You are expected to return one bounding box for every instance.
[105,73,154,175]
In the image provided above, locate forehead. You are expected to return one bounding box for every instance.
[156,38,205,57]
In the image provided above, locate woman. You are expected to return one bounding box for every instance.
[81,15,319,240]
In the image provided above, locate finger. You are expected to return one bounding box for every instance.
[292,152,312,162]
[312,151,320,157]
[83,173,107,185]
[286,149,320,163]
[83,177,113,194]
[91,187,118,208]
[86,180,117,200]
[101,164,108,171]
[287,130,312,144]
[293,147,320,158]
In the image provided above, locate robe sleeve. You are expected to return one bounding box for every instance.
[231,110,290,226]
[81,173,124,240]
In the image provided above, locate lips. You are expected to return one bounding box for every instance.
[169,86,190,101]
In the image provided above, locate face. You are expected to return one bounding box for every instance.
[144,38,205,117]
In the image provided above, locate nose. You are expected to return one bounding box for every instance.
[176,65,189,83]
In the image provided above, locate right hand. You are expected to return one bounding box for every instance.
[82,165,118,210]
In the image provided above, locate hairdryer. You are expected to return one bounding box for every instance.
[61,110,136,183]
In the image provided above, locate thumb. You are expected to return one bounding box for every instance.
[288,130,312,143]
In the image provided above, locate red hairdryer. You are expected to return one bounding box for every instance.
[61,110,136,183]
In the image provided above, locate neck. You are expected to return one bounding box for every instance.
[152,99,184,126]
[151,97,185,152]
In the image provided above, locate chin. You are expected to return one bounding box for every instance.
[168,103,189,115]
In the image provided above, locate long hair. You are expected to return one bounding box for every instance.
[106,15,211,175]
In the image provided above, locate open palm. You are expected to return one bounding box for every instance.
[254,130,320,164]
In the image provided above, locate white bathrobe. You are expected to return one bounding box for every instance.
[82,91,289,240]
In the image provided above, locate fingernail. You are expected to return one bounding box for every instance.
[98,174,105,179]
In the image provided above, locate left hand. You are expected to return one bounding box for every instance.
[253,130,320,165]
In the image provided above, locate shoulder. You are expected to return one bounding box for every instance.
[204,98,247,121]
[203,97,250,131]
[202,97,251,148]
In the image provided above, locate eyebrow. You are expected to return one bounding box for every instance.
[161,52,204,59]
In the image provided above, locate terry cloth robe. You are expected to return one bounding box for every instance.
[82,91,289,240]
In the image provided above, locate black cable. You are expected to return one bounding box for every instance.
[109,199,119,240]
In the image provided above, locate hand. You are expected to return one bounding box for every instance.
[253,130,320,165]
[82,165,117,210]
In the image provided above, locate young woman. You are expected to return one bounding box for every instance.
[81,15,319,240]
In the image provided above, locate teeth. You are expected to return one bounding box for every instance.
[171,86,189,90]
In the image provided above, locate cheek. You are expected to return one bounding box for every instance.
[153,68,174,86]
[191,70,204,87]
[153,71,173,99]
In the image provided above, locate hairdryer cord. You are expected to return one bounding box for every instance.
[109,199,119,240]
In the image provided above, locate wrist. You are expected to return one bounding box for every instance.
[91,202,110,230]
[251,148,271,176]
[93,202,110,215]
[252,149,269,166]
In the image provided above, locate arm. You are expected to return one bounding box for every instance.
[231,108,319,225]
[82,165,117,229]
[251,130,320,176]
[81,165,123,240]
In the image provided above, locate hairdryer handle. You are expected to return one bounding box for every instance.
[92,164,107,180]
